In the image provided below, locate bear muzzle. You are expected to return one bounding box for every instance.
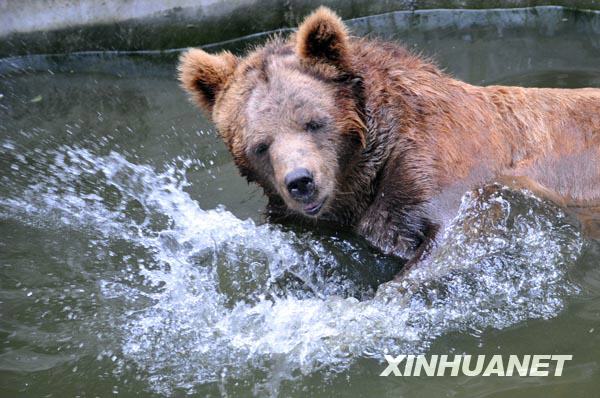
[283,167,329,216]
[285,167,316,202]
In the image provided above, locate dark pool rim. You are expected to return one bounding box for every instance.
[0,0,600,60]
[1,5,600,80]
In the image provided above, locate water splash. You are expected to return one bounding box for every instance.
[0,143,582,395]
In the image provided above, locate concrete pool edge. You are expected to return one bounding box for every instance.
[1,0,600,57]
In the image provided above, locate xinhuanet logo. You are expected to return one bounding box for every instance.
[380,354,573,377]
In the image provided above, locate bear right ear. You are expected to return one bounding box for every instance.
[178,48,238,113]
[296,7,350,70]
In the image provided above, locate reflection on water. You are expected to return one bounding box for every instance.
[1,5,600,398]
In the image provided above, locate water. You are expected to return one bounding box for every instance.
[1,6,600,398]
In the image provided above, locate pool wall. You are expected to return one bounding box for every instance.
[1,0,600,57]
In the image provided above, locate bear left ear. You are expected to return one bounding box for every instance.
[296,7,350,69]
[178,48,238,114]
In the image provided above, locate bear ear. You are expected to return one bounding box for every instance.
[178,48,238,113]
[296,7,350,69]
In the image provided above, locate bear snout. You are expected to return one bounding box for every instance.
[285,168,316,202]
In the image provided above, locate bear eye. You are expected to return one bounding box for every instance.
[304,120,323,132]
[254,142,270,156]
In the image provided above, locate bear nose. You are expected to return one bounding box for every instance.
[285,168,315,201]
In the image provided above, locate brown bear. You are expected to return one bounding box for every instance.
[178,7,600,271]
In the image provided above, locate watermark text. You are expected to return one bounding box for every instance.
[380,354,572,377]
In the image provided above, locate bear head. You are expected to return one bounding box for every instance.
[178,7,367,220]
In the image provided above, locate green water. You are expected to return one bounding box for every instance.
[1,6,599,398]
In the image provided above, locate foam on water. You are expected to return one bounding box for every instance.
[0,143,582,395]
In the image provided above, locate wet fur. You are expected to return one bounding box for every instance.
[179,7,600,269]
